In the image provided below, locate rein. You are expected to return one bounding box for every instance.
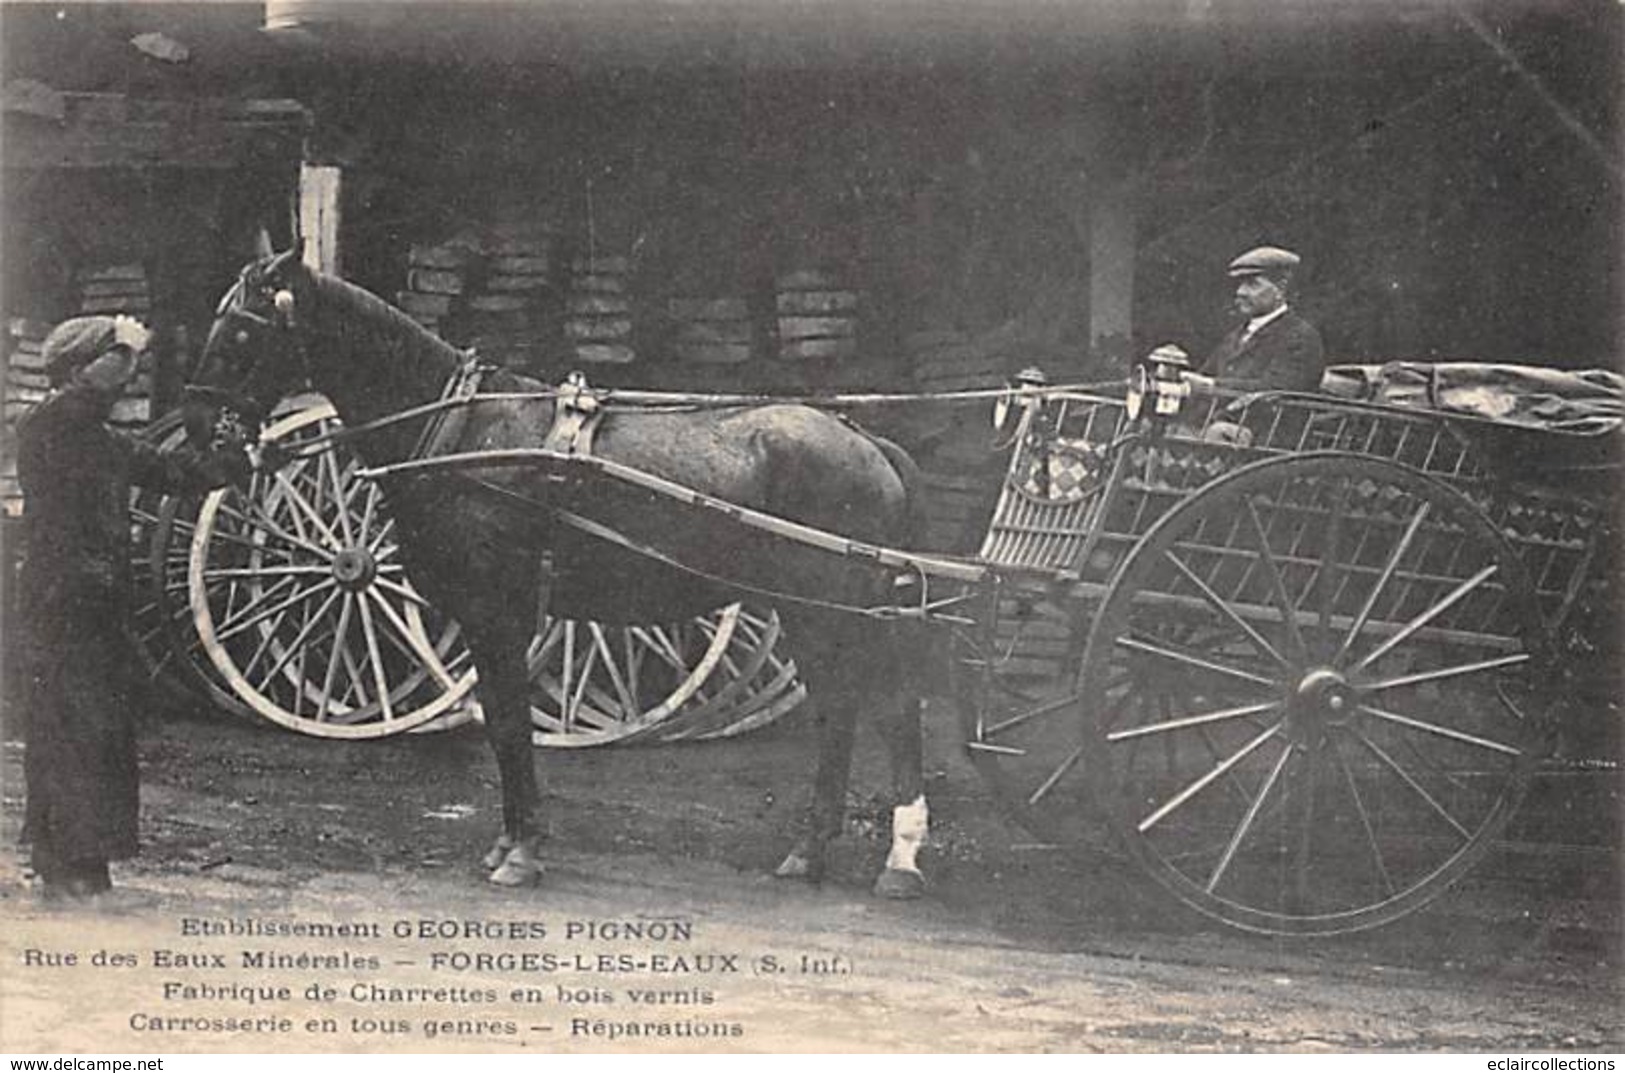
[264,374,1130,463]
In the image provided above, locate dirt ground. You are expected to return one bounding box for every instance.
[1,696,1620,1054]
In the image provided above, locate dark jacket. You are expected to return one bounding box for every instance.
[16,383,242,878]
[1199,308,1325,392]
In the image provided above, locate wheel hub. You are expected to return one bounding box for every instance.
[1285,667,1358,745]
[331,547,377,591]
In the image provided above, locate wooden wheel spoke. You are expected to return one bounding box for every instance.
[1358,703,1522,757]
[1314,478,1351,643]
[1242,496,1308,661]
[1200,724,1256,809]
[273,471,345,550]
[631,625,686,671]
[260,588,343,689]
[220,497,336,561]
[337,617,372,709]
[587,623,640,717]
[355,596,395,722]
[366,589,457,690]
[1338,500,1432,661]
[370,576,435,609]
[216,577,333,644]
[1329,734,1396,897]
[1347,727,1472,840]
[367,514,398,556]
[1027,744,1086,807]
[239,602,294,682]
[321,449,356,544]
[984,689,1084,738]
[1293,745,1321,909]
[1106,697,1281,744]
[1139,722,1283,833]
[568,635,602,714]
[559,624,577,728]
[316,594,356,721]
[1207,742,1294,893]
[1165,548,1291,669]
[1116,634,1277,689]
[1353,564,1500,671]
[202,563,333,580]
[1363,651,1529,693]
[356,480,381,543]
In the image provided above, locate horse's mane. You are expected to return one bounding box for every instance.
[315,271,461,369]
[310,271,552,396]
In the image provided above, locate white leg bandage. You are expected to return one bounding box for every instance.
[884,795,929,874]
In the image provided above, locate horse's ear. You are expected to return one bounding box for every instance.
[264,245,301,279]
[252,226,275,262]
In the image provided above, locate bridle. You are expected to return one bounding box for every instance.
[182,258,309,449]
[205,256,311,387]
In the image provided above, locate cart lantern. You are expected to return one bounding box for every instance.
[1126,344,1199,423]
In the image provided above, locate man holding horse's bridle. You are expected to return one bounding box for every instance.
[15,315,249,902]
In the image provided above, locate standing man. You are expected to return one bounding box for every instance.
[1200,245,1325,392]
[16,315,248,901]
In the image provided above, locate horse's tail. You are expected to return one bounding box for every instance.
[867,433,931,551]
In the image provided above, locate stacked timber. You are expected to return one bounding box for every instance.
[77,263,151,317]
[397,243,468,336]
[902,329,998,552]
[1,320,49,516]
[775,270,858,362]
[466,224,559,368]
[565,255,634,365]
[77,266,156,434]
[992,596,1077,685]
[669,296,754,366]
[909,328,1015,393]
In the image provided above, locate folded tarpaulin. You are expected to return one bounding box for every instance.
[1321,362,1623,437]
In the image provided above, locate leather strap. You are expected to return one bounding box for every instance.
[541,372,604,457]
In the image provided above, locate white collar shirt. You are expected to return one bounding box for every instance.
[1242,304,1290,342]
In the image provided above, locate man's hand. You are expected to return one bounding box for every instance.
[111,315,153,354]
[250,440,295,473]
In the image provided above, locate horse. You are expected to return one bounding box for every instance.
[194,246,934,898]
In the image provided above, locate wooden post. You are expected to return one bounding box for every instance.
[1088,178,1137,362]
[299,162,342,275]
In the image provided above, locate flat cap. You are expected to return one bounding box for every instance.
[42,316,119,386]
[1227,246,1301,278]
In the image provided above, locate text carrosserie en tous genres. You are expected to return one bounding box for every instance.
[18,917,854,1041]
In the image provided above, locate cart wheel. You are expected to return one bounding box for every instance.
[523,604,804,747]
[656,606,807,743]
[955,588,1102,851]
[1083,452,1550,934]
[188,404,477,738]
[131,489,266,718]
[129,411,279,719]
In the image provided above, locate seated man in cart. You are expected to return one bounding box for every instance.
[1197,245,1325,393]
[16,315,250,902]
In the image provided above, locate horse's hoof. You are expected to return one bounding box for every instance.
[873,867,925,900]
[488,844,543,887]
[774,853,820,882]
[481,836,516,872]
[488,859,543,887]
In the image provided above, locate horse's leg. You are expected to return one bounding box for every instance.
[476,637,545,886]
[773,614,857,883]
[471,556,551,887]
[870,619,928,899]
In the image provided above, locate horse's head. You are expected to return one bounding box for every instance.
[193,242,314,440]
